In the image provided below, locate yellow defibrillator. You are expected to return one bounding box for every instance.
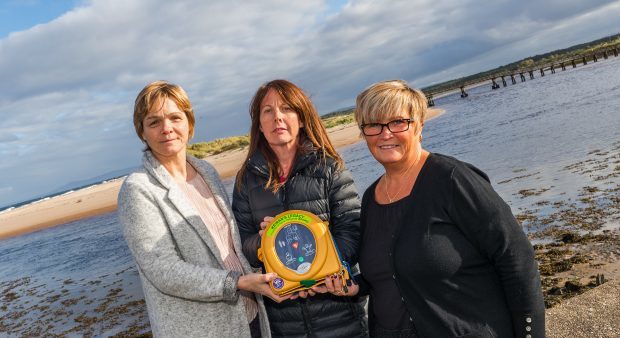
[257,210,351,296]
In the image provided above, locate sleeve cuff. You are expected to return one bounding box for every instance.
[223,271,242,302]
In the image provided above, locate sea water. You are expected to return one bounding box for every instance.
[1,56,619,336]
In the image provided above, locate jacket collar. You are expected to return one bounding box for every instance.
[142,151,229,267]
[247,141,320,178]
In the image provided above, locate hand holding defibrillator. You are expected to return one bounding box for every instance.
[257,210,354,297]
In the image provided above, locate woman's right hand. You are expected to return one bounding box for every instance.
[290,274,359,299]
[237,272,290,303]
[258,216,274,237]
[313,274,359,297]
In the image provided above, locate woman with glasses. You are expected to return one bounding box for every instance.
[232,79,367,337]
[321,80,545,337]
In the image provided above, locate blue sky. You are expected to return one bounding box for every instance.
[1,0,619,207]
[0,0,82,38]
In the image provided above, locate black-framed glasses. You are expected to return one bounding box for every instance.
[360,119,412,136]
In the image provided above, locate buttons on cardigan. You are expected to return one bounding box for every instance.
[392,274,396,279]
[525,315,532,336]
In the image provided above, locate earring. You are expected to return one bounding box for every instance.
[419,134,423,142]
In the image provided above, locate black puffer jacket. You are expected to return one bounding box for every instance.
[232,148,368,338]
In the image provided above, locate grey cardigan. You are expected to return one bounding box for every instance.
[117,151,270,337]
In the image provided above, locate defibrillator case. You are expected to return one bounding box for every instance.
[257,210,351,295]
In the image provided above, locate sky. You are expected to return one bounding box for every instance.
[1,0,619,207]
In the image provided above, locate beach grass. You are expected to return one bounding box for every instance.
[187,136,250,158]
[322,109,355,129]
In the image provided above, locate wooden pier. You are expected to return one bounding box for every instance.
[425,46,620,107]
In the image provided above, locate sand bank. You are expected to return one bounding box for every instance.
[0,181,121,240]
[0,110,443,240]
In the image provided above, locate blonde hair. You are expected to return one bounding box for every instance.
[355,80,427,133]
[236,79,343,193]
[133,81,196,144]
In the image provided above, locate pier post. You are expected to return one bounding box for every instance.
[460,86,468,98]
[583,56,587,65]
[529,70,534,79]
[540,68,545,77]
[520,73,526,82]
[491,78,500,89]
[572,59,576,68]
[614,48,618,57]
[593,54,598,62]
[603,50,608,59]
[550,65,555,74]
[561,62,565,71]
[510,74,516,84]
[501,76,507,87]
[426,94,435,107]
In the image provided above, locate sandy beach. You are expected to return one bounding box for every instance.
[0,110,442,240]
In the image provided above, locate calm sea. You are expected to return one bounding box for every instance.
[1,56,619,336]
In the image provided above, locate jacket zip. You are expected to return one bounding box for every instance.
[281,171,296,210]
[283,172,318,337]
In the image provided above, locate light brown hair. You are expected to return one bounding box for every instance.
[133,81,195,147]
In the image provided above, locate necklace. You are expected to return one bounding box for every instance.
[383,152,422,203]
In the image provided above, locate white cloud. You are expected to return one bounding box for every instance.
[0,0,619,206]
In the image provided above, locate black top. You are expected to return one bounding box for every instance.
[232,146,368,337]
[357,153,545,338]
[359,191,414,331]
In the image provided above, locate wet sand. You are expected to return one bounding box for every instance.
[0,110,442,240]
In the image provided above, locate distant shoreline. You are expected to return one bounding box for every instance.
[0,109,444,240]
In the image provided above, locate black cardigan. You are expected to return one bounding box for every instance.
[357,153,545,337]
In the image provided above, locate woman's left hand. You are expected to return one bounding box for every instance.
[258,216,274,237]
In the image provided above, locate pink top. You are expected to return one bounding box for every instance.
[177,172,258,323]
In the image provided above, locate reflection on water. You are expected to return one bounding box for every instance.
[1,57,619,335]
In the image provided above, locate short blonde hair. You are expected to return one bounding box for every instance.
[133,81,195,142]
[355,80,427,132]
